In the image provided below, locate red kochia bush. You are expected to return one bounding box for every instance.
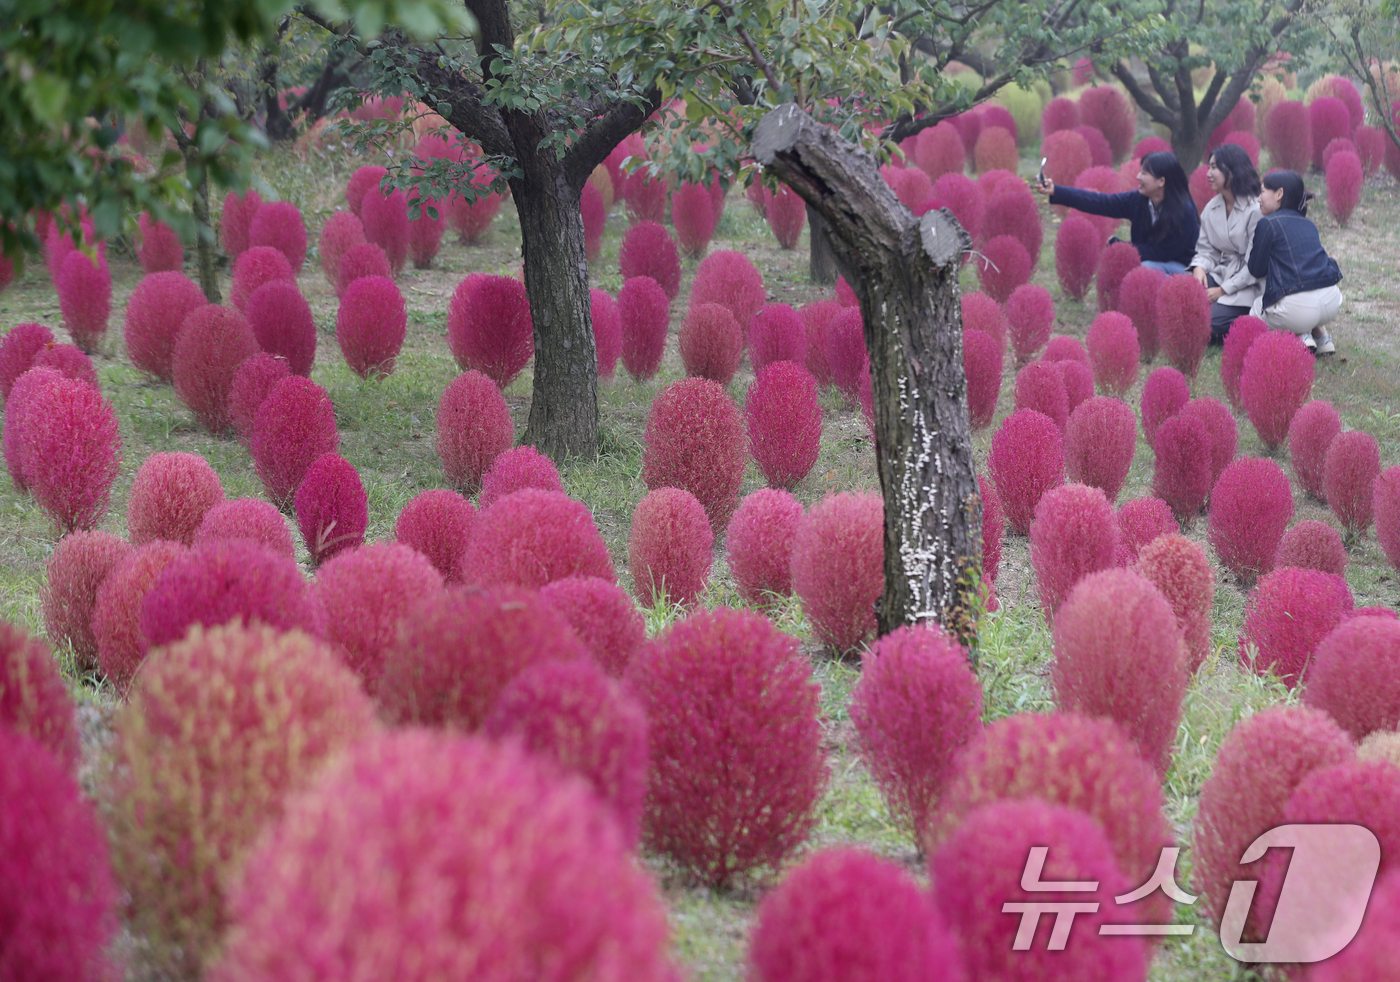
[799,300,841,385]
[1157,273,1210,377]
[974,126,1020,174]
[345,165,386,216]
[1080,86,1136,160]
[1153,413,1213,522]
[318,211,367,289]
[642,377,746,528]
[1289,401,1342,500]
[981,183,1042,259]
[1189,166,1212,214]
[336,275,406,379]
[1044,336,1089,373]
[1054,569,1186,775]
[591,288,623,379]
[746,361,822,490]
[435,369,512,495]
[0,729,118,982]
[1005,283,1055,366]
[1208,456,1294,583]
[230,246,296,313]
[1180,397,1238,484]
[93,540,187,692]
[1309,870,1400,982]
[1354,124,1387,174]
[136,212,183,273]
[3,367,60,492]
[617,275,670,382]
[1305,615,1400,741]
[127,452,224,546]
[1140,364,1190,446]
[446,273,533,387]
[247,201,307,273]
[1325,430,1381,537]
[960,291,1007,350]
[850,625,981,842]
[1241,330,1314,449]
[963,328,1003,430]
[914,121,965,179]
[627,608,824,887]
[244,280,316,376]
[31,342,97,390]
[463,489,615,590]
[408,197,447,268]
[1054,214,1102,302]
[0,620,79,769]
[749,303,807,372]
[123,272,206,381]
[679,302,743,384]
[618,221,681,300]
[540,575,646,677]
[1193,706,1355,929]
[932,171,985,241]
[22,379,122,533]
[931,800,1148,982]
[359,186,409,275]
[1086,311,1139,396]
[1310,96,1352,170]
[228,352,291,442]
[195,499,294,558]
[0,323,54,400]
[989,409,1066,534]
[747,847,960,982]
[1240,566,1354,688]
[1116,496,1177,565]
[207,731,675,982]
[581,180,606,261]
[790,493,884,652]
[628,487,713,608]
[1376,466,1400,570]
[478,445,564,509]
[1066,397,1136,502]
[1327,150,1363,227]
[1116,265,1165,361]
[394,489,475,584]
[1014,361,1069,431]
[1041,96,1080,137]
[1075,125,1113,168]
[1265,99,1312,173]
[294,453,368,566]
[42,530,131,670]
[335,242,392,297]
[1031,483,1119,618]
[1276,519,1348,576]
[315,542,443,686]
[1096,240,1141,311]
[1137,532,1215,673]
[251,375,340,505]
[171,305,258,433]
[691,250,767,337]
[976,234,1031,303]
[981,474,1005,582]
[726,488,804,607]
[56,250,111,352]
[671,182,717,259]
[220,189,262,258]
[766,185,807,250]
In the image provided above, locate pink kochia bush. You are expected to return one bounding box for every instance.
[1275,520,1348,576]
[123,272,207,381]
[671,182,717,258]
[1192,706,1354,929]
[627,608,825,888]
[618,221,681,300]
[981,474,1004,583]
[726,489,804,607]
[1137,532,1215,673]
[1240,566,1354,688]
[1054,214,1102,301]
[1065,396,1137,502]
[172,305,259,433]
[618,275,670,382]
[1117,265,1165,361]
[1153,413,1213,522]
[359,186,409,275]
[746,361,822,489]
[790,493,884,652]
[1208,456,1294,583]
[679,302,743,384]
[229,246,295,311]
[56,250,112,352]
[748,303,807,372]
[1375,466,1400,571]
[628,487,714,608]
[337,275,406,379]
[136,212,183,273]
[1221,314,1268,410]
[478,445,564,509]
[1005,283,1055,366]
[1289,399,1342,500]
[484,658,650,847]
[247,201,307,272]
[642,377,746,528]
[1053,569,1187,776]
[1014,361,1069,431]
[0,728,118,982]
[0,322,54,400]
[447,273,533,387]
[1157,274,1210,377]
[690,250,766,337]
[346,166,386,216]
[195,499,294,558]
[1030,483,1119,619]
[1304,615,1400,742]
[251,375,340,505]
[294,453,368,566]
[31,342,97,389]
[220,189,262,258]
[4,367,61,492]
[1086,310,1139,396]
[127,452,224,546]
[21,378,123,533]
[976,234,1031,303]
[42,530,130,672]
[963,328,1002,430]
[1327,150,1364,227]
[108,622,377,979]
[747,847,961,982]
[394,489,475,584]
[228,352,291,442]
[1324,430,1381,537]
[849,625,981,843]
[1180,397,1238,484]
[1116,496,1177,565]
[335,242,392,296]
[244,280,316,376]
[1096,240,1141,310]
[540,575,646,677]
[766,185,806,249]
[93,541,188,692]
[826,308,867,403]
[139,539,321,651]
[1241,329,1314,449]
[799,300,841,385]
[435,369,512,495]
[0,620,79,769]
[988,409,1066,534]
[1140,365,1190,447]
[1310,870,1400,981]
[463,489,615,590]
[206,731,676,982]
[318,211,367,289]
[591,288,623,379]
[961,291,1008,350]
[931,800,1148,982]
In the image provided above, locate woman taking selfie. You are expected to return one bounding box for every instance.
[1246,170,1344,354]
[1188,143,1263,344]
[1034,151,1198,273]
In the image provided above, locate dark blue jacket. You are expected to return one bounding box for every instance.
[1047,185,1199,266]
[1246,209,1343,310]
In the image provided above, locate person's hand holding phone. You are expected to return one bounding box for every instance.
[1032,157,1053,196]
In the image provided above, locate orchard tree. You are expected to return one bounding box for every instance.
[1321,0,1400,157]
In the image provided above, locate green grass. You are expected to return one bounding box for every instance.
[4,141,1400,982]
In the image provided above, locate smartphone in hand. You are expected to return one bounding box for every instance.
[1037,157,1048,188]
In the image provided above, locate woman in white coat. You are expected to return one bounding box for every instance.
[1187,143,1263,344]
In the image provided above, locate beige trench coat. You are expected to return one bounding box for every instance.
[1189,194,1263,309]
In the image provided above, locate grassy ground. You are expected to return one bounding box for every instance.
[2,141,1399,981]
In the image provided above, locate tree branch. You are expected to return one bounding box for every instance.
[706,0,782,94]
[562,88,664,190]
[1112,61,1177,127]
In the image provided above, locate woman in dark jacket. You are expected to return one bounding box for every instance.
[1247,169,1344,354]
[1034,151,1199,272]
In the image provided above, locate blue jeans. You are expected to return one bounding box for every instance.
[1142,260,1187,275]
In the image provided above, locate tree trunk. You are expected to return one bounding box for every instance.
[514,165,600,461]
[807,202,838,284]
[1171,129,1211,173]
[753,104,982,645]
[184,145,222,304]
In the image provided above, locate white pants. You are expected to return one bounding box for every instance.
[1249,285,1343,336]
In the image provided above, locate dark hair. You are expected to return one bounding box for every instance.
[1262,169,1314,216]
[1208,144,1263,199]
[1139,151,1193,240]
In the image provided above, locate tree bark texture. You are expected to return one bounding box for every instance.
[182,141,221,304]
[754,104,982,643]
[806,202,838,284]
